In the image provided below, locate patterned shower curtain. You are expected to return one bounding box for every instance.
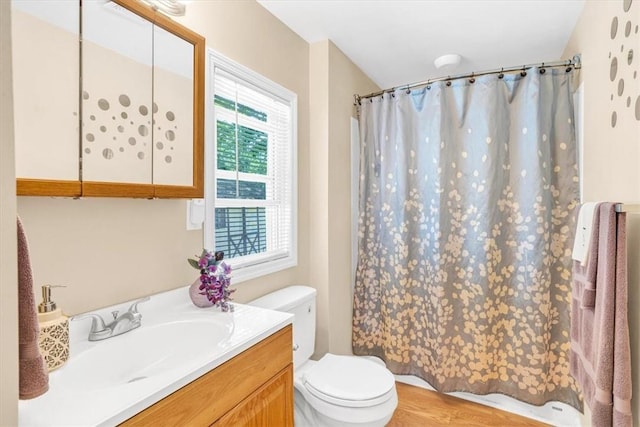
[353,68,581,409]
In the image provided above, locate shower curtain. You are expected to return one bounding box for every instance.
[353,68,581,409]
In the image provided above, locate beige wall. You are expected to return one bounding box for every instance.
[1,0,19,424]
[309,40,378,356]
[563,0,640,425]
[16,0,311,317]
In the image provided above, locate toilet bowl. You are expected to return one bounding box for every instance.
[250,286,398,427]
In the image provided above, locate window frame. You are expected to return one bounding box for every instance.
[204,49,297,283]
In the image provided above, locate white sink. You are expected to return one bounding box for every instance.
[62,319,233,391]
[19,286,292,427]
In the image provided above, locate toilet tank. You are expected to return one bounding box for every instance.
[249,286,316,368]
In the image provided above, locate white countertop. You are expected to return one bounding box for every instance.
[18,286,292,426]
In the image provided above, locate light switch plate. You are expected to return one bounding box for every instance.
[186,199,205,230]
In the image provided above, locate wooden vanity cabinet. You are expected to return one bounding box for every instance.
[121,325,293,427]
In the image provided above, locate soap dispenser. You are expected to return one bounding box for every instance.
[37,285,69,371]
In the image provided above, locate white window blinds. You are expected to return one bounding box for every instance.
[211,61,296,275]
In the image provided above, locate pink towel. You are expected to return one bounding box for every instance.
[17,217,49,399]
[570,203,632,427]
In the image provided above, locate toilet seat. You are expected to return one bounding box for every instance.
[302,354,396,408]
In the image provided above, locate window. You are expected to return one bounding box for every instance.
[205,50,297,281]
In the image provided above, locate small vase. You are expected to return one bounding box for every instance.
[189,278,214,308]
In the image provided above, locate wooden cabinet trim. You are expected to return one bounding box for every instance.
[121,325,293,426]
[17,179,82,197]
[82,182,155,199]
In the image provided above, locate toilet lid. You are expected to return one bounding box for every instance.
[302,354,395,407]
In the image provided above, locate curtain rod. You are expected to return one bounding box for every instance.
[355,55,582,104]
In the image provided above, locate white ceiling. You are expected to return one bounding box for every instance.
[257,0,586,90]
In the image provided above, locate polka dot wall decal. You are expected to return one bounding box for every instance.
[611,94,615,101]
[621,44,625,52]
[102,148,114,159]
[611,16,618,38]
[610,57,618,81]
[86,133,94,142]
[625,21,632,37]
[137,152,145,160]
[90,115,95,120]
[618,79,625,96]
[139,105,148,116]
[117,125,124,133]
[628,49,634,64]
[119,147,124,152]
[84,148,91,154]
[165,155,172,164]
[156,142,164,150]
[118,94,131,107]
[98,99,110,111]
[165,130,175,141]
[623,0,632,12]
[99,125,106,133]
[152,103,158,114]
[138,125,148,136]
[636,96,640,120]
[628,96,632,107]
[166,111,175,121]
[121,112,128,119]
[128,137,136,146]
[82,91,89,100]
[611,111,618,127]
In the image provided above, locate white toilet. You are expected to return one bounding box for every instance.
[250,286,398,427]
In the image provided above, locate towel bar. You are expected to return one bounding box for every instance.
[615,203,640,213]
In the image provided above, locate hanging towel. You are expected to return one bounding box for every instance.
[17,217,49,399]
[570,203,632,427]
[572,202,598,265]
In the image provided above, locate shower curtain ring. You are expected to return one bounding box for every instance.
[498,68,504,79]
[446,77,452,87]
[539,63,546,74]
[469,73,476,84]
[520,66,527,77]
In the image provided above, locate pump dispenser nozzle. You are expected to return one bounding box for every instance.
[38,285,66,313]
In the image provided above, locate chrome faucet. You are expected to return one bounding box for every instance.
[73,296,150,341]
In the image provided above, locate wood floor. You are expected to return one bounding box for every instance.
[387,382,551,427]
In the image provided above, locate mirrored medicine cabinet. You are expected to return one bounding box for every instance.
[12,0,204,198]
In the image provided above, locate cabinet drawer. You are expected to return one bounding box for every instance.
[121,325,292,426]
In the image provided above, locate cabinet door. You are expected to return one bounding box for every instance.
[81,0,153,193]
[152,25,193,187]
[213,365,294,427]
[12,0,81,196]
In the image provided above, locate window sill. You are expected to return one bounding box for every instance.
[229,255,297,284]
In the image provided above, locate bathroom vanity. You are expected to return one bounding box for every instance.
[122,326,293,426]
[18,288,293,426]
